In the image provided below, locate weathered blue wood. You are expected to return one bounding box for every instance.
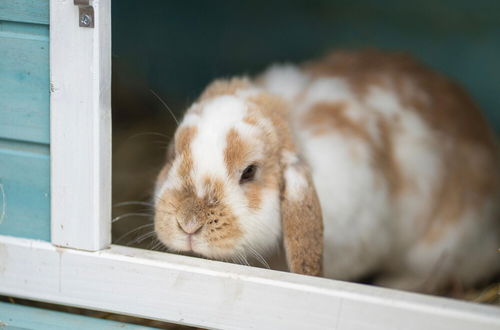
[0,21,50,144]
[0,140,50,241]
[0,0,49,25]
[0,20,49,36]
[0,0,51,242]
[0,302,154,330]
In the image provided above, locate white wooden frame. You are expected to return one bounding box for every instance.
[0,1,499,329]
[50,0,111,250]
[1,235,499,329]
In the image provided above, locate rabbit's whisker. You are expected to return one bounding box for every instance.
[115,223,154,244]
[150,89,179,126]
[114,201,154,208]
[247,245,270,269]
[126,131,171,143]
[112,212,153,223]
[126,230,157,246]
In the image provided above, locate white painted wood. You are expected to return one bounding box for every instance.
[1,235,498,330]
[50,0,111,250]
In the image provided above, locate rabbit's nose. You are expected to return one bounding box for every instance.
[177,219,203,235]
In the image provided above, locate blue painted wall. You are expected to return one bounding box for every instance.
[112,0,500,132]
[0,301,154,330]
[0,0,50,241]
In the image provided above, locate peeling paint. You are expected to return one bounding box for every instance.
[50,81,57,93]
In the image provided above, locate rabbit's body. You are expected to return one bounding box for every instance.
[154,50,500,293]
[259,51,500,292]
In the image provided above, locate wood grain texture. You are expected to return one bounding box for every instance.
[0,140,50,241]
[0,235,499,330]
[0,1,50,241]
[50,0,112,250]
[0,21,50,144]
[0,301,152,330]
[0,0,49,25]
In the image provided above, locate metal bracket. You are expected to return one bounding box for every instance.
[74,0,94,28]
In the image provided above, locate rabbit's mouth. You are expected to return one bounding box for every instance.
[154,213,246,260]
[176,230,204,254]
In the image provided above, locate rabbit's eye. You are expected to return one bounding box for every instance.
[240,164,257,184]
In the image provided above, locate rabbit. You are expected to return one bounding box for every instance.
[153,50,500,293]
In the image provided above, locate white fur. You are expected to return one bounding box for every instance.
[283,166,308,201]
[302,131,392,279]
[365,86,402,117]
[157,62,499,292]
[260,64,500,290]
[304,77,353,106]
[281,151,309,201]
[238,187,282,256]
[365,86,443,247]
[155,96,250,200]
[236,86,262,99]
[155,155,187,202]
[260,64,310,101]
[190,96,247,195]
[189,95,282,257]
[158,92,283,260]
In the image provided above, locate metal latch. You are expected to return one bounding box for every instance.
[74,0,94,28]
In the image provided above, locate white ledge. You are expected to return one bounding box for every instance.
[0,235,498,329]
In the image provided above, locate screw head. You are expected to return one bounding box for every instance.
[80,14,91,27]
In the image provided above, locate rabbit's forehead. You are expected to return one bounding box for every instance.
[175,95,262,196]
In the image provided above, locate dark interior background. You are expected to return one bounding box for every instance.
[111,0,500,252]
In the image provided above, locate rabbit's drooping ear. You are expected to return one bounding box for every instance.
[281,153,323,276]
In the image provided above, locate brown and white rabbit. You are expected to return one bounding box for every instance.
[154,50,500,293]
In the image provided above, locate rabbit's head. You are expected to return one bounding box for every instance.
[154,78,323,275]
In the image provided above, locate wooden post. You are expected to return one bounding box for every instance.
[50,0,111,250]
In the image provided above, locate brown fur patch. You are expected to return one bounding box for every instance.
[224,128,251,176]
[303,101,406,196]
[281,160,323,276]
[303,101,370,140]
[244,93,324,274]
[303,50,497,149]
[245,183,262,210]
[305,50,500,232]
[245,166,279,210]
[248,94,294,152]
[155,176,243,253]
[374,119,406,195]
[223,126,279,210]
[175,126,197,179]
[175,125,197,152]
[243,114,259,126]
[423,143,499,242]
[200,177,243,248]
[155,138,177,192]
[199,78,252,101]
